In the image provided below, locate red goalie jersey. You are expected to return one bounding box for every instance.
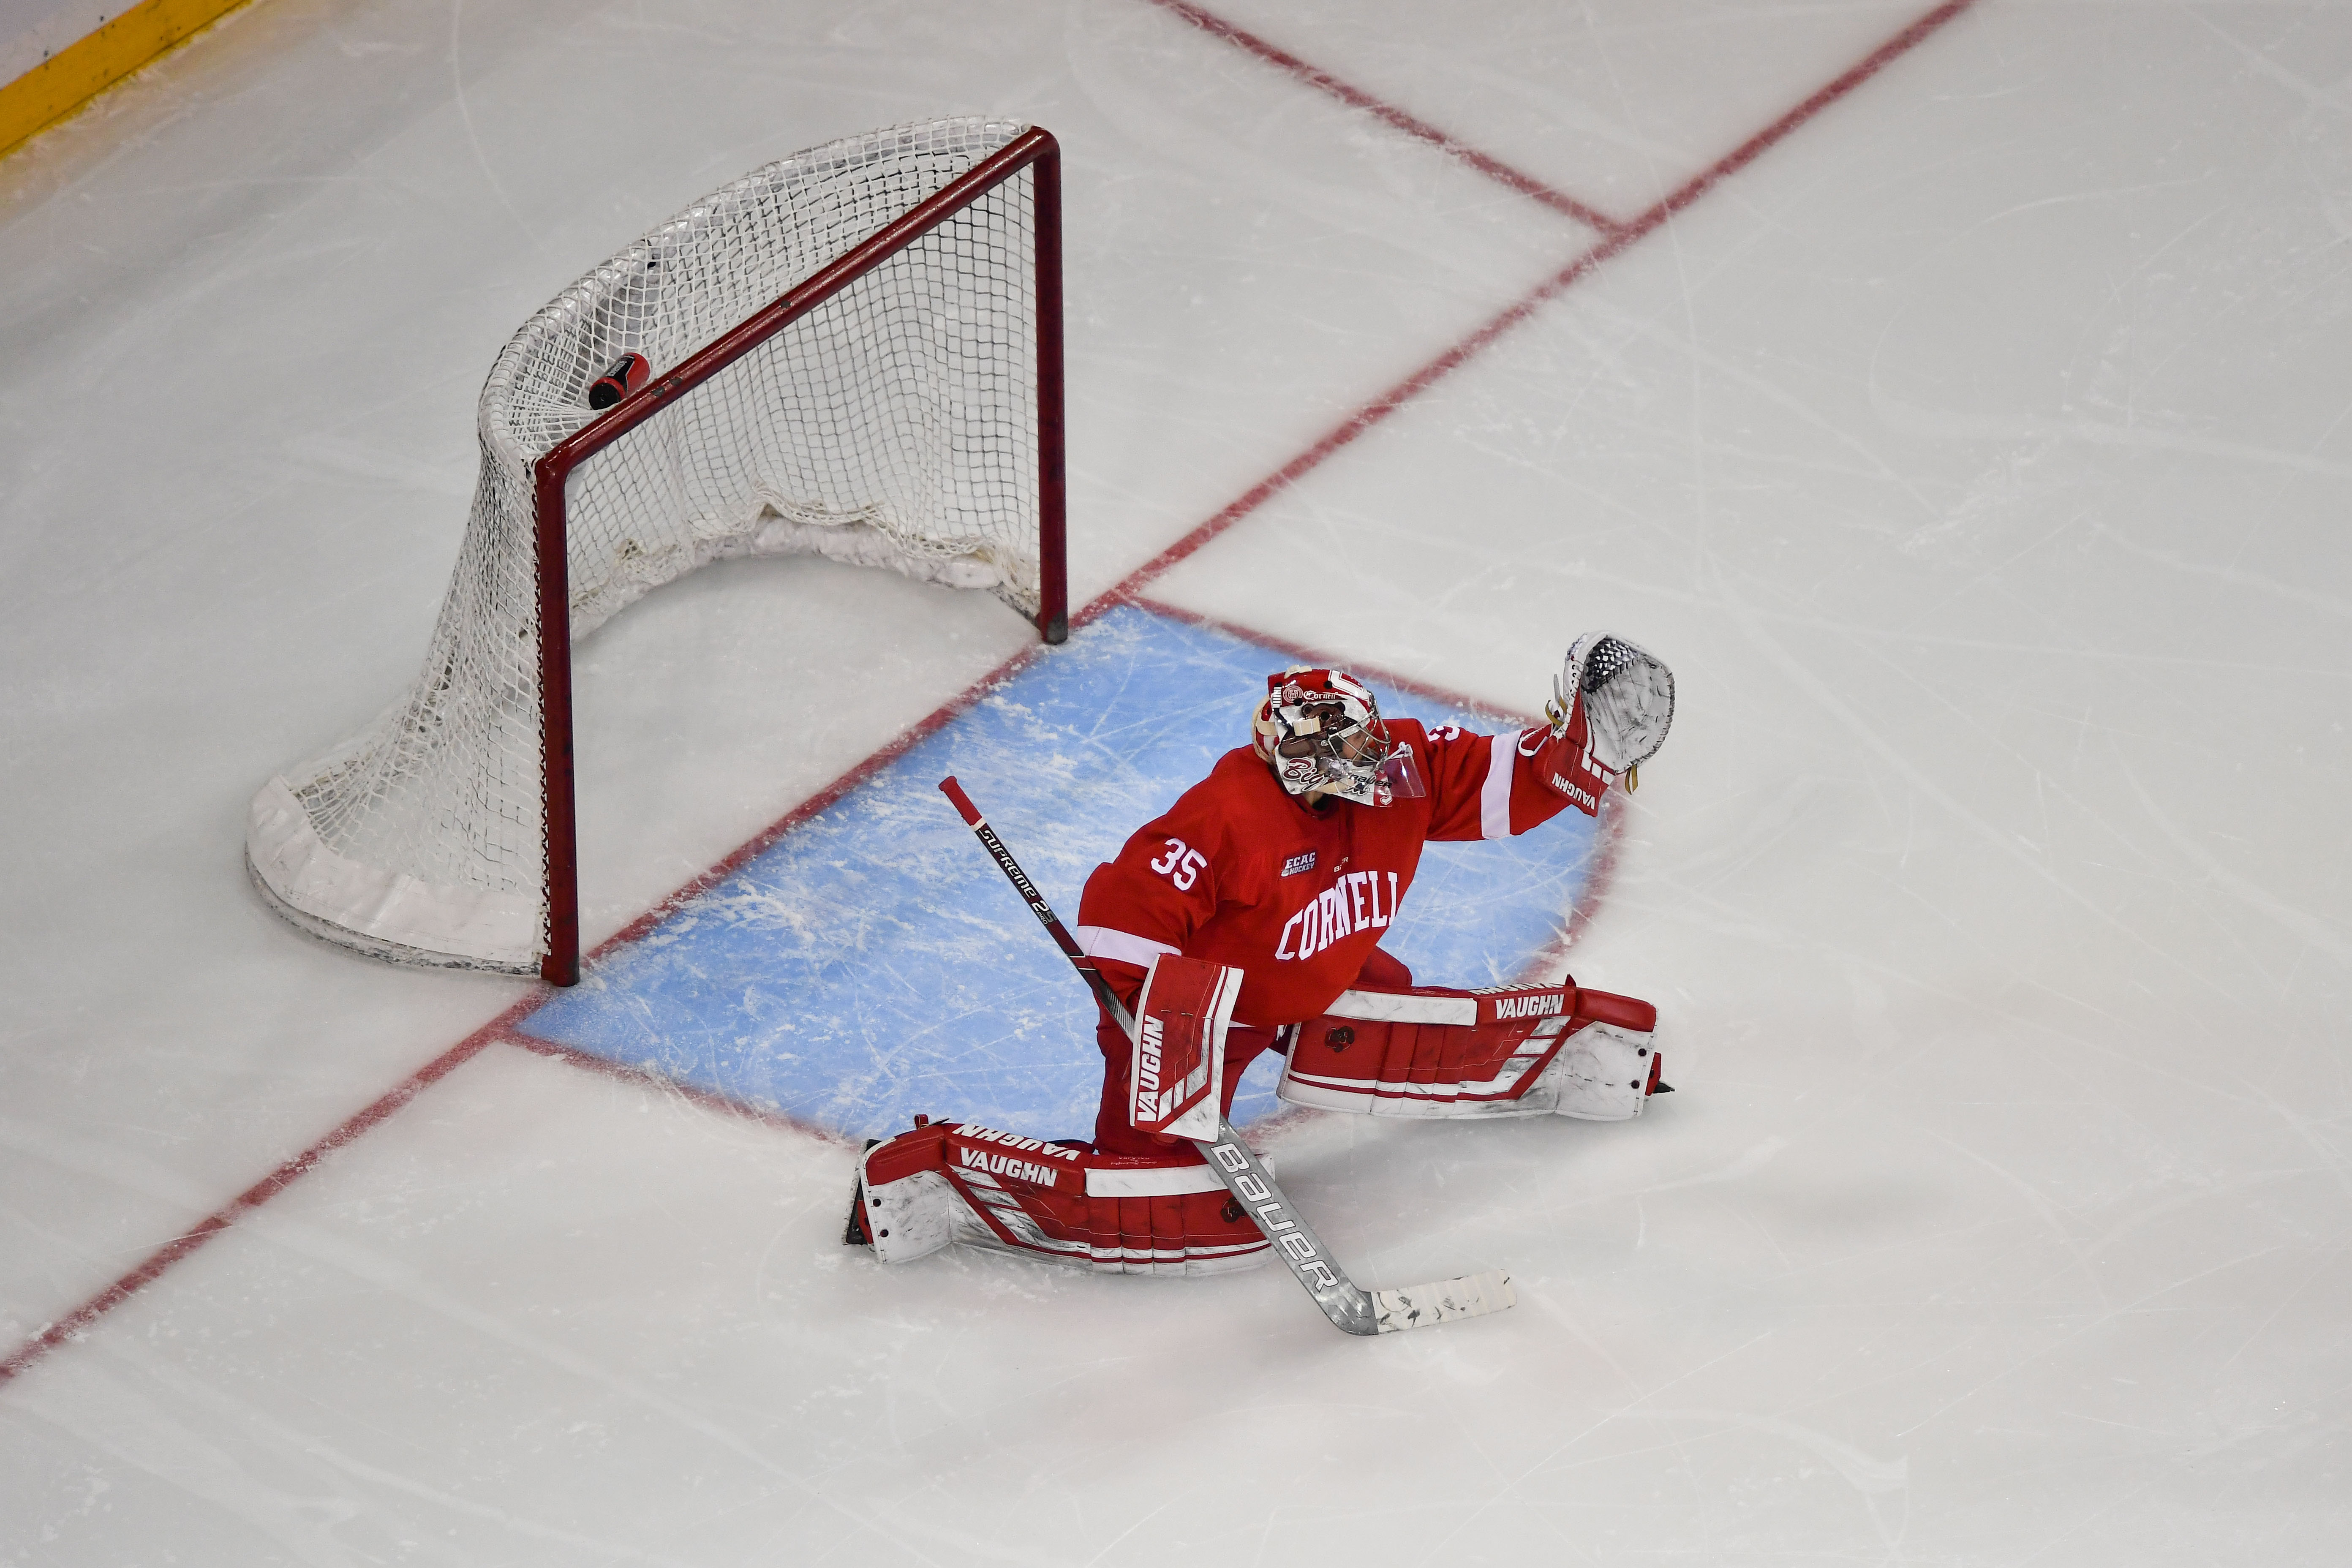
[1076,715,1609,1028]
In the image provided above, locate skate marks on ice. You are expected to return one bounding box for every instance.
[517,604,1601,1142]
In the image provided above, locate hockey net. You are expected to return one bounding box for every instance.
[248,118,1064,983]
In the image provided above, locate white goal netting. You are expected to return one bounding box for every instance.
[249,117,1048,975]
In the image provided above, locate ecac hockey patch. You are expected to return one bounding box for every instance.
[1281,851,1318,877]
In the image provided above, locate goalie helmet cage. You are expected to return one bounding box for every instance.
[247,119,1066,986]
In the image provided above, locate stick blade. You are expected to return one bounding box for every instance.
[1370,1269,1515,1333]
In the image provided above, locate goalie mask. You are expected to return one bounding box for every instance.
[1251,667,1426,807]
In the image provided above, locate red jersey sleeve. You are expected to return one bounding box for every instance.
[1408,718,1599,843]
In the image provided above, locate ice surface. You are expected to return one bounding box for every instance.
[3,0,2349,1563]
[520,603,1599,1142]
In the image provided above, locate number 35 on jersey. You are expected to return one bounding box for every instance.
[1150,838,1207,891]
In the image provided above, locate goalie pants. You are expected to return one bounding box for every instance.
[1090,948,1416,1157]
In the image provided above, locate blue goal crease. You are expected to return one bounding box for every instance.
[517,603,1603,1142]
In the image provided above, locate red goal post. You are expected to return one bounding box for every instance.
[248,120,1065,986]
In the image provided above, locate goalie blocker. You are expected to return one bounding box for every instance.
[1128,952,1241,1141]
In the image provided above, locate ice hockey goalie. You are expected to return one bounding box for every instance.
[849,632,1677,1276]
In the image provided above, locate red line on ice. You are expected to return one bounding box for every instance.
[0,628,1060,1389]
[1132,592,1541,727]
[0,1016,520,1387]
[1094,0,1983,611]
[503,1031,852,1145]
[0,0,1980,1391]
[1141,0,1622,234]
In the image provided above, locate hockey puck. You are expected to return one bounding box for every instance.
[587,352,649,410]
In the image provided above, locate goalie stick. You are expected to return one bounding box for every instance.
[936,775,1514,1335]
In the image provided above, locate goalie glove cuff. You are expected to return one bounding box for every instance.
[1526,720,1612,816]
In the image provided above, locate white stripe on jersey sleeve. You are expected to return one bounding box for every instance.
[1478,730,1519,840]
[1075,925,1181,967]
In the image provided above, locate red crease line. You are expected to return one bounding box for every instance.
[1130,593,1542,729]
[501,1031,858,1147]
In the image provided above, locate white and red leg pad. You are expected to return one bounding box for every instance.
[1276,980,1663,1122]
[1130,953,1243,1141]
[856,1122,1273,1277]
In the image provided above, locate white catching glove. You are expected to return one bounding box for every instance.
[1547,632,1676,780]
